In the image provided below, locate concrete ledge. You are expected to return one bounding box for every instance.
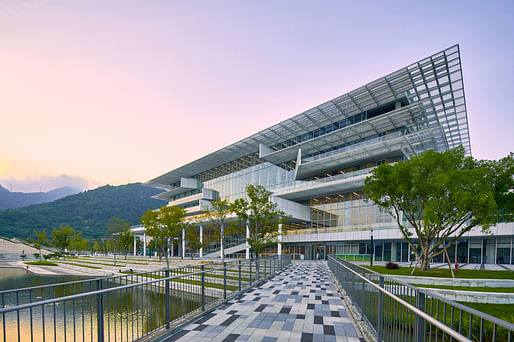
[418,288,514,304]
[391,275,514,288]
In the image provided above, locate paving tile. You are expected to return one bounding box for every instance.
[163,262,362,342]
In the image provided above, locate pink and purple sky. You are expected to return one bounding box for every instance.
[1,1,513,192]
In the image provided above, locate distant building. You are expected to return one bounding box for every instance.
[143,45,513,265]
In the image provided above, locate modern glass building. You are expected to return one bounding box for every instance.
[144,45,514,265]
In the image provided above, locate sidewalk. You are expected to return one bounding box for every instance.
[163,261,364,342]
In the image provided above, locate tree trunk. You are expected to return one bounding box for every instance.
[420,251,430,271]
[220,224,225,262]
[443,245,455,278]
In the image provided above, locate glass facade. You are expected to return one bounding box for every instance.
[145,45,513,264]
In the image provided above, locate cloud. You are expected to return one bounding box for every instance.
[0,174,101,193]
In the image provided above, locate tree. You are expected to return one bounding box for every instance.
[364,148,498,275]
[51,225,75,260]
[70,230,90,255]
[480,153,514,223]
[93,240,105,255]
[106,237,120,266]
[118,226,135,259]
[232,184,287,258]
[201,199,233,261]
[140,206,186,269]
[30,229,49,261]
[185,224,209,259]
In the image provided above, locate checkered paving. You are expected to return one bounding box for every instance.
[164,261,364,342]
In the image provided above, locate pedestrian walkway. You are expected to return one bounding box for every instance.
[164,261,364,342]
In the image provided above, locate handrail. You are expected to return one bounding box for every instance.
[336,256,514,333]
[328,255,471,342]
[0,261,252,314]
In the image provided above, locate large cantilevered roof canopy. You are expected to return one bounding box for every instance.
[147,45,470,188]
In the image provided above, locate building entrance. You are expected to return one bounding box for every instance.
[314,246,325,260]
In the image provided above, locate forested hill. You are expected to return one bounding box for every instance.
[0,185,81,210]
[0,183,165,239]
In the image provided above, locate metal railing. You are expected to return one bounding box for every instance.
[0,255,291,342]
[328,255,514,342]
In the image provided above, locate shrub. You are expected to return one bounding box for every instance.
[386,262,399,269]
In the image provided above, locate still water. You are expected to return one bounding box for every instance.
[0,267,203,342]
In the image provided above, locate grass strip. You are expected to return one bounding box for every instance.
[122,272,238,291]
[24,260,58,266]
[58,262,102,269]
[411,284,514,293]
[362,265,514,279]
[171,269,250,282]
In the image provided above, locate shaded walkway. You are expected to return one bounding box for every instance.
[164,261,364,342]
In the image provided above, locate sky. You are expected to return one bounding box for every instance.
[0,1,513,192]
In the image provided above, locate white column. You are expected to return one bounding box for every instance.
[199,225,203,258]
[278,223,282,255]
[171,239,174,257]
[182,229,185,259]
[133,237,137,256]
[143,233,146,257]
[455,240,458,263]
[245,223,250,259]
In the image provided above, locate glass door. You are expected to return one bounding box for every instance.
[314,246,325,260]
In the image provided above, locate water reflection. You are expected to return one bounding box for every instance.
[0,268,204,342]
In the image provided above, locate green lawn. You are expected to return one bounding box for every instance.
[362,265,514,279]
[460,302,514,325]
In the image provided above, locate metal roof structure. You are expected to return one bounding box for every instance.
[147,45,470,187]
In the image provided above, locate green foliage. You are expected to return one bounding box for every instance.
[29,229,49,261]
[118,223,135,259]
[201,198,234,261]
[0,183,164,239]
[92,240,105,253]
[479,152,514,223]
[186,224,209,259]
[232,184,287,258]
[140,206,186,268]
[364,148,497,273]
[51,225,75,259]
[69,230,90,254]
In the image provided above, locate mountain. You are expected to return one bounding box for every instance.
[0,183,165,239]
[0,185,82,210]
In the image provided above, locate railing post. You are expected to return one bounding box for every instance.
[96,279,104,342]
[361,270,365,315]
[238,260,242,291]
[377,276,384,342]
[201,265,205,310]
[165,270,170,329]
[416,290,426,342]
[223,262,227,299]
[256,260,260,281]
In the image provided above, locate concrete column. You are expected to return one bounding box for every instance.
[143,233,146,257]
[171,239,174,257]
[245,223,250,259]
[278,224,282,255]
[133,237,137,256]
[455,240,458,263]
[199,225,203,258]
[182,229,185,259]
